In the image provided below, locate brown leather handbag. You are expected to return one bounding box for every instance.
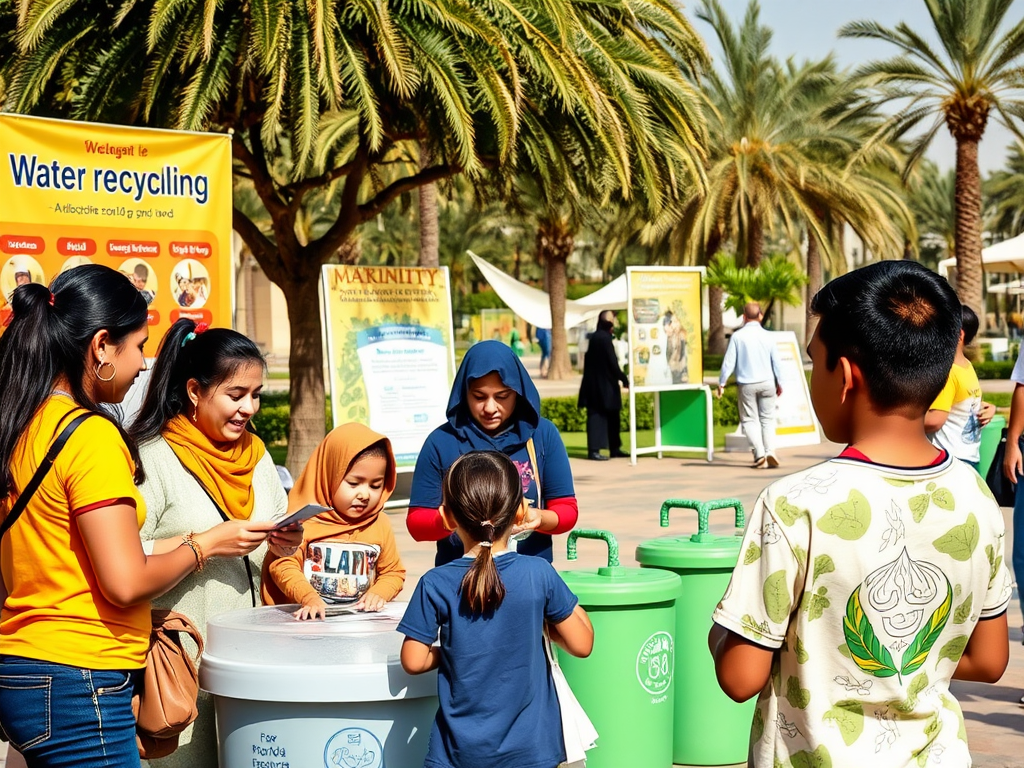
[132,609,205,759]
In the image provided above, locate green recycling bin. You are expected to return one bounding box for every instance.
[979,414,1006,479]
[635,499,755,766]
[557,530,682,768]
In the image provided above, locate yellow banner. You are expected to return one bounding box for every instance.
[0,115,232,339]
[626,267,704,390]
[322,265,455,468]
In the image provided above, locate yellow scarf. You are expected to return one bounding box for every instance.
[162,414,265,520]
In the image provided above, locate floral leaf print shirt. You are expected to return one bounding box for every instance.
[713,452,1011,768]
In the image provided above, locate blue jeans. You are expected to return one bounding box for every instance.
[1014,449,1024,623]
[0,656,141,767]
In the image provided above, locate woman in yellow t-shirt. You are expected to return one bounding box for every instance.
[0,265,297,768]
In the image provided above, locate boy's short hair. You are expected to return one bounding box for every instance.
[810,260,960,412]
[961,304,979,345]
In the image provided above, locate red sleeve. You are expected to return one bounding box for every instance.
[407,506,450,542]
[546,496,578,536]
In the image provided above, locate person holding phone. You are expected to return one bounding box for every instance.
[129,319,301,768]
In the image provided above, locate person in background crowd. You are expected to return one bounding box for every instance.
[717,302,783,469]
[536,326,552,378]
[578,309,629,461]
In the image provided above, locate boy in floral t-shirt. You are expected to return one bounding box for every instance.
[710,261,1012,768]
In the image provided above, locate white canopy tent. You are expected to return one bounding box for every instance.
[938,232,1024,277]
[468,251,626,329]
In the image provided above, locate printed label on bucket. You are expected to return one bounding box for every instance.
[636,631,674,701]
[324,727,384,768]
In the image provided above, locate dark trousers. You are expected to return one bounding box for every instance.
[587,409,621,454]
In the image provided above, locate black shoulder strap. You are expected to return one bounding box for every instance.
[175,460,258,608]
[0,411,94,542]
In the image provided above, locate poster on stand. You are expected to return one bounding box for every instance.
[0,115,232,340]
[322,265,455,468]
[625,267,712,462]
[771,330,820,447]
[626,267,704,390]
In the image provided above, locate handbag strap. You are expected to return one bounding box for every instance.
[174,460,258,608]
[525,437,543,509]
[0,411,94,542]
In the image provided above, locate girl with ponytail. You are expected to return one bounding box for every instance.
[398,451,594,768]
[0,266,283,768]
[130,318,302,768]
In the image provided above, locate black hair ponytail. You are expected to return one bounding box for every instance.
[443,451,523,616]
[130,319,266,446]
[0,265,148,496]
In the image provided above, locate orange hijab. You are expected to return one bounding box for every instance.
[163,414,266,520]
[289,422,396,541]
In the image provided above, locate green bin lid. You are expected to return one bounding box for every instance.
[635,497,746,570]
[636,534,743,569]
[558,529,682,607]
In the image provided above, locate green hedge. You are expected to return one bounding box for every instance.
[540,388,738,432]
[252,386,740,446]
[974,360,1015,379]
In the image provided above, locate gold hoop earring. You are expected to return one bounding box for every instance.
[96,361,116,382]
[192,405,198,423]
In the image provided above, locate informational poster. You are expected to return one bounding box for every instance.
[0,115,232,339]
[626,268,703,390]
[771,331,820,447]
[625,267,711,463]
[322,265,455,468]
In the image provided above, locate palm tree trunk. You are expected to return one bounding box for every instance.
[706,232,726,355]
[954,137,985,330]
[805,230,822,346]
[418,144,439,268]
[539,219,574,380]
[747,216,764,267]
[282,273,326,477]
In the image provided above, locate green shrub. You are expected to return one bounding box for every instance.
[703,354,724,373]
[974,360,1015,379]
[251,405,289,445]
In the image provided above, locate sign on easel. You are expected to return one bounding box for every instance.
[321,265,456,471]
[722,330,820,451]
[625,267,712,463]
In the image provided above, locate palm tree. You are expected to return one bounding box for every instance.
[985,143,1024,239]
[4,0,708,467]
[651,0,907,353]
[841,0,1024,327]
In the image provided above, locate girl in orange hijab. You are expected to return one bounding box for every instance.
[262,423,406,619]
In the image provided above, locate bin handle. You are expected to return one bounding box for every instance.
[658,498,745,542]
[566,529,620,568]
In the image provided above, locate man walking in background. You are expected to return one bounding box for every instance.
[578,309,630,461]
[717,302,782,468]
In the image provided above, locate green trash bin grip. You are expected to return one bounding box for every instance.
[658,498,745,543]
[567,529,622,575]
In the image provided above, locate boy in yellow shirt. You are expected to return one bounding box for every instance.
[925,305,995,471]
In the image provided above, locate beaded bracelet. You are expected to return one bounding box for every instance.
[182,531,206,572]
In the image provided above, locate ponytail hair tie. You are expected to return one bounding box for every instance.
[180,322,210,348]
[478,542,492,548]
[48,292,55,307]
